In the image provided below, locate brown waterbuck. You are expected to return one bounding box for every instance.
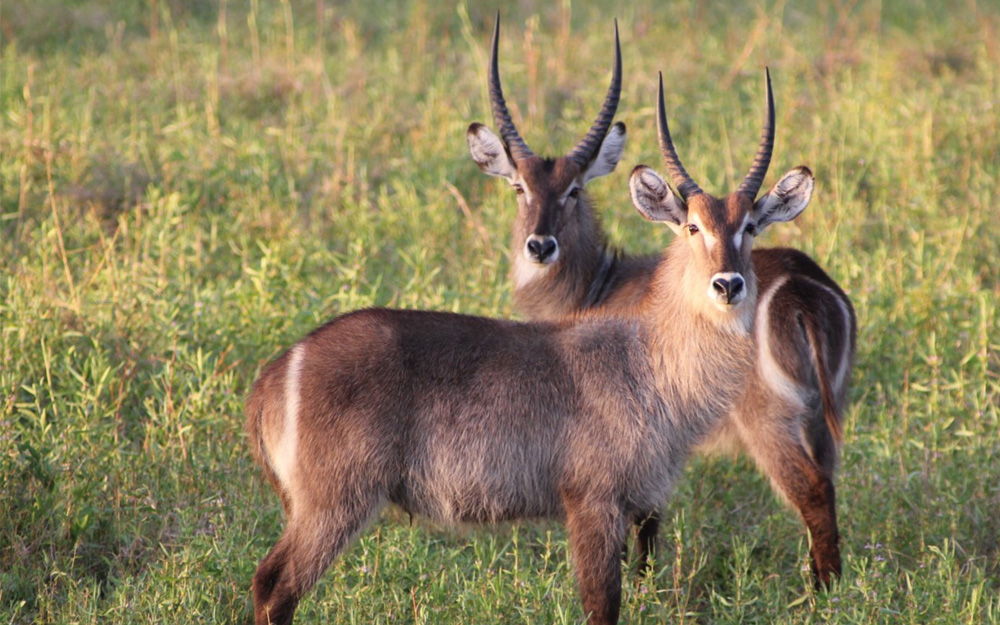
[244,79,815,625]
[467,18,657,321]
[467,20,855,587]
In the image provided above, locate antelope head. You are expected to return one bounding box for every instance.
[630,71,814,324]
[467,16,626,272]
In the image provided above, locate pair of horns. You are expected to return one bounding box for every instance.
[657,69,774,200]
[489,15,621,167]
[488,14,775,199]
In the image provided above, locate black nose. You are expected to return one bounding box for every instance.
[712,275,745,302]
[526,235,558,263]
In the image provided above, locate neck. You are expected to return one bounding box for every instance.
[641,240,757,436]
[581,247,618,309]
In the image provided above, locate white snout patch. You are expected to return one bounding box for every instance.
[274,343,304,489]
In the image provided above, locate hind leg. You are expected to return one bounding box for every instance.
[633,510,660,576]
[253,532,302,625]
[738,412,840,588]
[252,495,382,625]
[797,468,839,588]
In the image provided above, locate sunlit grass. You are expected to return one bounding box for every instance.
[2,1,998,623]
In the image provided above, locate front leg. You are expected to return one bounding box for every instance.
[565,495,628,625]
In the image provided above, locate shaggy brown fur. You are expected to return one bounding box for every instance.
[243,165,818,623]
[469,58,855,586]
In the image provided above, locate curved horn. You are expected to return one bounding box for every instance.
[567,20,623,166]
[656,72,702,199]
[488,14,534,161]
[736,67,775,199]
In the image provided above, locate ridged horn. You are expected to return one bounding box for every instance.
[736,67,775,199]
[656,72,702,199]
[488,13,534,161]
[566,19,623,167]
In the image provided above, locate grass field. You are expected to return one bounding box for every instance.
[2,0,999,622]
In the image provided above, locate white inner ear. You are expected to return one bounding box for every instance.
[581,124,626,185]
[754,168,814,229]
[467,125,516,180]
[630,166,686,228]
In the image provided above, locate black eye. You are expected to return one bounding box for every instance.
[745,222,757,236]
[513,184,525,195]
[687,223,700,235]
[568,188,581,199]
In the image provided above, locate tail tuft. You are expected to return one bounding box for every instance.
[802,316,843,445]
[245,377,283,494]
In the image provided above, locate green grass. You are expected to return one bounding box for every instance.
[2,0,999,622]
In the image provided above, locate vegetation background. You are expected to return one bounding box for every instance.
[2,0,998,622]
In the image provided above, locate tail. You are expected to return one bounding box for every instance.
[245,377,283,495]
[801,314,843,445]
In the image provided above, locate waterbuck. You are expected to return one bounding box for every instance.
[244,81,815,625]
[467,19,657,321]
[467,20,855,587]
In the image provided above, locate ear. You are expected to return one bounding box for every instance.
[467,123,517,180]
[580,121,627,185]
[629,165,686,233]
[752,166,814,231]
